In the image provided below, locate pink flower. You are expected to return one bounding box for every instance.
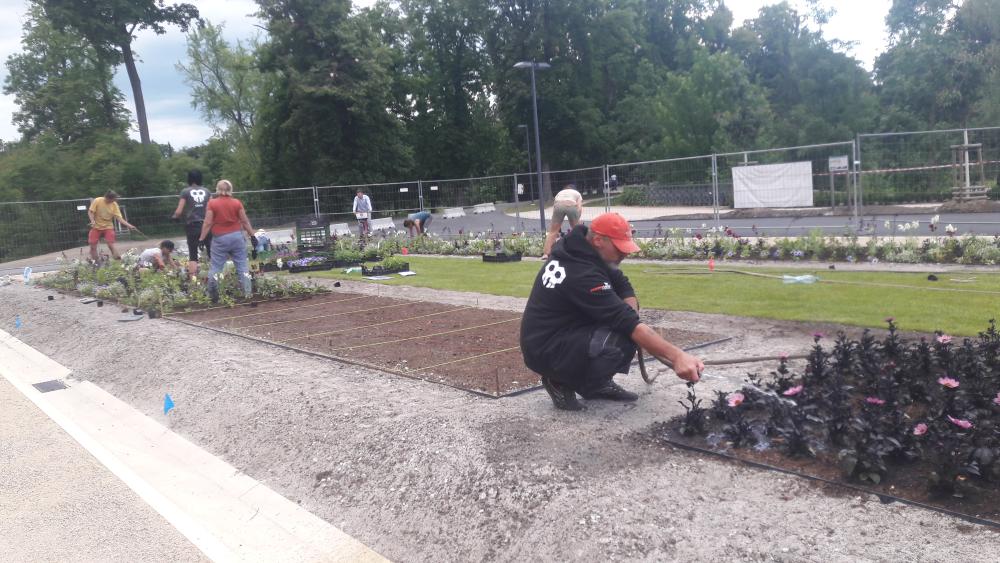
[936,334,953,344]
[947,415,973,430]
[937,377,960,389]
[813,332,823,340]
[866,396,886,406]
[779,353,789,361]
[913,423,928,436]
[727,392,745,408]
[993,392,1000,407]
[884,317,895,323]
[783,385,803,397]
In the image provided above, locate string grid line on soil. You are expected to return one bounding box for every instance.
[328,316,522,352]
[201,295,368,322]
[414,345,522,372]
[163,292,330,316]
[281,306,475,342]
[237,300,426,330]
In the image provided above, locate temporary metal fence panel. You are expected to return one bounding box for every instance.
[315,181,420,225]
[421,174,516,211]
[606,155,716,222]
[0,198,94,263]
[716,141,857,216]
[545,166,607,201]
[858,126,1000,205]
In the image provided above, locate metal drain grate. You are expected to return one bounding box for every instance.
[32,380,68,393]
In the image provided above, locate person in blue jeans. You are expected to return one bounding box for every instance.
[199,180,255,302]
[403,210,432,236]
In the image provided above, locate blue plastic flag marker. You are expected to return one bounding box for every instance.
[23,267,32,284]
[164,393,175,415]
[14,315,22,330]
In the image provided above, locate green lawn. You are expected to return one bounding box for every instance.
[305,256,1000,336]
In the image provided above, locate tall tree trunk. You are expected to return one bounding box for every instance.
[120,36,150,145]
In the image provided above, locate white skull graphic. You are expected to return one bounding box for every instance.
[189,188,207,203]
[541,260,567,289]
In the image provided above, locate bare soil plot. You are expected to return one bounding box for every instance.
[167,291,724,396]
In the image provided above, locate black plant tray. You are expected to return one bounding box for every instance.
[483,252,522,263]
[259,263,287,272]
[331,260,363,268]
[362,262,409,276]
[288,262,335,273]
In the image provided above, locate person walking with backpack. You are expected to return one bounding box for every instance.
[172,170,212,276]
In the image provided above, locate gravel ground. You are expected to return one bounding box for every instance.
[3,281,999,562]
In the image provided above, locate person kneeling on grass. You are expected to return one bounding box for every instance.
[520,212,704,411]
[403,210,432,236]
[137,240,179,271]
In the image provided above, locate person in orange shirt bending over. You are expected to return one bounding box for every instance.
[88,190,137,261]
[199,180,256,303]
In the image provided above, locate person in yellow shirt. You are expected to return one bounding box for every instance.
[88,190,137,261]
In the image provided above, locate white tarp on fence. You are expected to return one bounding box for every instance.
[732,161,814,208]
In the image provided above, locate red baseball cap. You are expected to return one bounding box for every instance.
[590,213,640,254]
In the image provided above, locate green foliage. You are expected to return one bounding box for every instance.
[3,4,129,143]
[39,253,322,312]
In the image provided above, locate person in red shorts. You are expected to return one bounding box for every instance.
[88,190,137,261]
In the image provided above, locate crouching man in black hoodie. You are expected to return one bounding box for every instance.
[521,213,704,410]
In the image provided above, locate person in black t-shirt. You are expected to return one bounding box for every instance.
[172,170,212,276]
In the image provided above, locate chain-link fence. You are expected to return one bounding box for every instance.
[3,125,1000,265]
[858,127,1000,205]
[607,156,717,222]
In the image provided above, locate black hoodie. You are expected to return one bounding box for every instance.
[520,225,640,377]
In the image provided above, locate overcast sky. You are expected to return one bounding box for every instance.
[0,0,892,148]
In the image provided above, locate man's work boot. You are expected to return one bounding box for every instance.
[581,379,639,402]
[541,375,583,411]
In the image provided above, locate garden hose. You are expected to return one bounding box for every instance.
[636,351,810,385]
[642,267,1000,296]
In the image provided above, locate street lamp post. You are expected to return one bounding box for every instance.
[514,60,550,232]
[517,124,534,203]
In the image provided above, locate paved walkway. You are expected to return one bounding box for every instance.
[0,375,206,562]
[0,329,387,562]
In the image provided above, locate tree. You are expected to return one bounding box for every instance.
[177,21,264,173]
[4,3,129,143]
[41,0,200,145]
[253,0,412,187]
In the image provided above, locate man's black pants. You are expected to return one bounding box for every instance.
[549,327,636,394]
[185,222,211,262]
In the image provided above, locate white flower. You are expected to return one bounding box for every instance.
[931,215,940,224]
[685,228,692,234]
[871,257,879,264]
[884,220,891,229]
[897,224,906,231]
[276,258,283,269]
[910,220,919,230]
[701,223,707,229]
[945,224,957,233]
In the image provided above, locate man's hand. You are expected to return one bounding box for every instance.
[669,351,704,383]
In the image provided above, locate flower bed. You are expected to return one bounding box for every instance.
[321,228,1000,265]
[362,261,409,277]
[287,255,335,273]
[482,252,522,263]
[40,256,323,312]
[659,319,1000,518]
